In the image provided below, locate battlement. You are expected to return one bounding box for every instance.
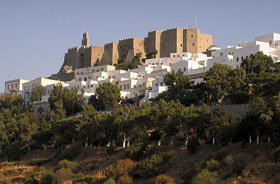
[59,27,213,74]
[148,29,162,33]
[68,46,80,52]
[119,37,135,41]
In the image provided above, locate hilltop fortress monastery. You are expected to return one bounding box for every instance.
[57,28,212,74]
[6,26,280,115]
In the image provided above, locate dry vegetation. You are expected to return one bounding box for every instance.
[1,142,279,184]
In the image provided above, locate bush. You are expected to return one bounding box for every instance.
[0,180,10,184]
[274,147,280,162]
[139,154,166,177]
[104,178,116,184]
[192,169,218,184]
[55,168,74,183]
[105,159,136,179]
[187,137,200,154]
[58,159,77,170]
[154,174,176,184]
[74,173,96,184]
[206,159,220,171]
[56,142,82,161]
[125,142,154,160]
[117,175,133,184]
[224,154,234,166]
[40,171,56,184]
[25,171,39,184]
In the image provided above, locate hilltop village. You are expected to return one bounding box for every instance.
[3,28,280,183]
[4,27,280,114]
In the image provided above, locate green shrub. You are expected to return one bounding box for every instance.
[58,159,77,170]
[139,154,166,177]
[154,174,176,184]
[104,178,116,184]
[224,154,234,166]
[192,169,218,184]
[56,142,82,161]
[0,180,10,184]
[105,159,136,179]
[74,173,96,184]
[125,142,154,160]
[187,137,200,154]
[206,159,220,171]
[40,171,56,184]
[25,171,39,184]
[55,168,74,183]
[117,175,133,184]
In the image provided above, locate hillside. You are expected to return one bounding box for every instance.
[1,142,280,184]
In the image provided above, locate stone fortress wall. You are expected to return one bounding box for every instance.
[59,27,212,73]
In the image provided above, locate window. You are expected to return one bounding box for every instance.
[124,85,127,90]
[191,34,193,37]
[236,57,239,62]
[120,85,122,90]
[220,52,223,56]
[192,43,195,46]
[84,77,87,81]
[79,78,81,81]
[155,83,158,86]
[160,82,163,86]
[101,68,104,71]
[77,72,79,75]
[241,57,244,61]
[184,67,186,72]
[116,82,118,84]
[92,70,95,72]
[127,84,130,89]
[181,43,183,47]
[270,40,272,45]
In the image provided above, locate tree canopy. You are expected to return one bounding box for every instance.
[89,82,121,111]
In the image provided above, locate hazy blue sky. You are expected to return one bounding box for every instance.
[1,0,279,92]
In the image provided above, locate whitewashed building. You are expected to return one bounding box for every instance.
[5,79,30,96]
[22,77,63,105]
[6,33,280,108]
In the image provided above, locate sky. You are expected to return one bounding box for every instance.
[0,0,280,92]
